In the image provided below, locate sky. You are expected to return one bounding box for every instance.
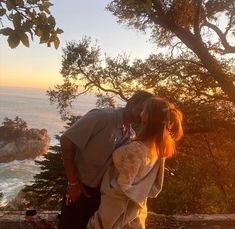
[0,0,157,89]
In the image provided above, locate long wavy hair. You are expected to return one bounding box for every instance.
[137,96,183,158]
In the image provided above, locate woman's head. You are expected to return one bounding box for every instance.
[138,96,183,158]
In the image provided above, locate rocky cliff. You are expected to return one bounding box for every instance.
[0,127,50,163]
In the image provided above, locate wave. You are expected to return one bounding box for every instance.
[0,158,41,207]
[0,86,109,207]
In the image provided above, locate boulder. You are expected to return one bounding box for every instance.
[0,128,50,163]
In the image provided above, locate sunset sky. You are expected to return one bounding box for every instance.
[0,0,158,89]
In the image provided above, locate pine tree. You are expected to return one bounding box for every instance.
[22,115,79,210]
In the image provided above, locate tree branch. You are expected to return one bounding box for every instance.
[203,21,235,53]
[224,10,235,36]
[78,64,127,101]
[193,0,202,39]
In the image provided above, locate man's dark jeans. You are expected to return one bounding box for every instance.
[58,185,101,229]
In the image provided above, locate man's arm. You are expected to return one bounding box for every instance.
[60,135,78,184]
[60,135,89,201]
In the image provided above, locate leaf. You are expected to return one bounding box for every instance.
[0,27,14,36]
[41,1,53,11]
[27,0,39,4]
[40,32,50,43]
[8,33,20,48]
[32,8,36,15]
[144,0,152,13]
[39,12,47,22]
[35,27,43,36]
[16,0,24,7]
[6,0,16,11]
[25,8,30,15]
[13,13,22,29]
[22,20,32,32]
[48,15,56,27]
[0,8,6,17]
[56,28,64,34]
[53,36,59,49]
[19,32,29,47]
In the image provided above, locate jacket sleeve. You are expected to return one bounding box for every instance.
[113,143,143,192]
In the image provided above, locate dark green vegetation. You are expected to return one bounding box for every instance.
[22,143,67,210]
[16,1,235,213]
[107,0,235,104]
[0,117,28,140]
[0,0,63,48]
[48,0,235,108]
[22,107,235,213]
[20,116,78,210]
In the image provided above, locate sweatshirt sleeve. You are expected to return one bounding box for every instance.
[113,143,143,192]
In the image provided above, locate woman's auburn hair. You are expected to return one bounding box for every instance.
[137,96,183,158]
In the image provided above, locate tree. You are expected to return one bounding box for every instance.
[0,0,63,48]
[44,1,235,213]
[22,142,67,209]
[21,115,78,210]
[148,108,235,214]
[0,116,28,139]
[20,103,235,213]
[47,37,234,119]
[107,0,235,105]
[45,38,235,214]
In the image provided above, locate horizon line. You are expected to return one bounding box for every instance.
[0,85,54,90]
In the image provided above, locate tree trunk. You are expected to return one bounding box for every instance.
[173,27,235,106]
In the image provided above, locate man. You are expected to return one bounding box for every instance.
[58,91,153,229]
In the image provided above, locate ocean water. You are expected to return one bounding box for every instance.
[0,86,97,207]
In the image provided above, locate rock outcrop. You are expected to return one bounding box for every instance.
[0,128,50,163]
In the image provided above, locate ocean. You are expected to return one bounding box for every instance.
[0,86,97,207]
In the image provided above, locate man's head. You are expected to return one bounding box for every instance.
[124,90,153,124]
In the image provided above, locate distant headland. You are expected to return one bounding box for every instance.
[0,117,50,163]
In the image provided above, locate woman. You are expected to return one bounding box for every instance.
[88,96,183,229]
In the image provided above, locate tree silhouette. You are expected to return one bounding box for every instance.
[107,0,235,104]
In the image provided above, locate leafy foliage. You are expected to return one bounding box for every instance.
[47,37,234,119]
[46,38,235,214]
[0,116,28,140]
[148,121,235,214]
[21,99,235,213]
[22,143,67,210]
[24,1,235,212]
[21,115,78,210]
[0,0,63,48]
[107,0,235,104]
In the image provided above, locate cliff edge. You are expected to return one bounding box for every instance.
[0,117,50,163]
